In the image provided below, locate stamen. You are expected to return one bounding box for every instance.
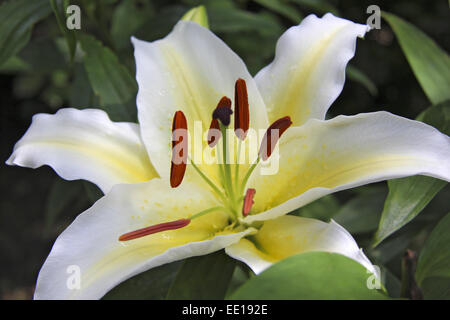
[170,111,188,188]
[119,219,190,241]
[207,118,221,147]
[234,78,249,140]
[212,96,233,126]
[242,188,256,217]
[259,116,292,161]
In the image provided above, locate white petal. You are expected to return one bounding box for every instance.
[132,21,268,179]
[34,178,255,299]
[6,108,156,193]
[243,111,450,223]
[226,215,376,275]
[255,13,368,125]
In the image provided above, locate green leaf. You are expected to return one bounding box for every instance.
[103,261,183,300]
[333,187,386,234]
[225,262,252,298]
[290,194,339,222]
[373,101,450,247]
[0,0,52,67]
[134,5,186,42]
[44,178,85,236]
[416,212,450,299]
[181,5,209,28]
[208,6,282,34]
[346,64,378,96]
[111,0,154,50]
[230,252,388,299]
[383,12,450,105]
[166,250,236,299]
[0,55,30,73]
[70,63,95,108]
[288,0,340,16]
[83,181,103,205]
[79,34,138,121]
[50,0,77,62]
[253,0,303,24]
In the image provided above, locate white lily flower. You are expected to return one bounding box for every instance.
[6,14,450,300]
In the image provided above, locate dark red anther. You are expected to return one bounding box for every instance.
[242,188,256,217]
[259,116,292,161]
[207,118,221,148]
[119,219,191,241]
[234,78,249,140]
[212,96,233,126]
[170,111,188,188]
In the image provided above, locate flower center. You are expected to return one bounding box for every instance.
[119,79,291,241]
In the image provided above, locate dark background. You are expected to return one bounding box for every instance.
[0,0,449,299]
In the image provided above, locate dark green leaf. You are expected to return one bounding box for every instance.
[225,262,252,298]
[135,5,186,42]
[290,194,339,222]
[70,63,95,108]
[381,265,402,299]
[79,34,138,121]
[230,252,388,299]
[0,0,52,67]
[253,0,303,24]
[416,213,450,299]
[383,12,450,105]
[208,6,282,34]
[18,37,67,74]
[373,101,450,246]
[166,250,236,299]
[44,178,85,236]
[103,261,183,300]
[333,187,386,234]
[111,0,154,50]
[346,64,378,96]
[0,55,30,73]
[50,0,77,62]
[288,0,340,16]
[83,181,103,205]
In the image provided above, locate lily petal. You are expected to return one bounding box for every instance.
[6,108,156,193]
[244,112,450,223]
[255,13,368,126]
[132,21,268,179]
[226,215,376,275]
[34,178,255,299]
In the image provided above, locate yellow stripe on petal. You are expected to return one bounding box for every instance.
[34,179,252,299]
[244,112,450,224]
[255,13,367,126]
[6,108,157,193]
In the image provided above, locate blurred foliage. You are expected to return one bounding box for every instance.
[0,0,449,299]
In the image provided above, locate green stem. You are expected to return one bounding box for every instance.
[240,157,260,194]
[215,142,227,194]
[189,159,227,202]
[234,139,242,193]
[190,206,225,220]
[220,125,235,204]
